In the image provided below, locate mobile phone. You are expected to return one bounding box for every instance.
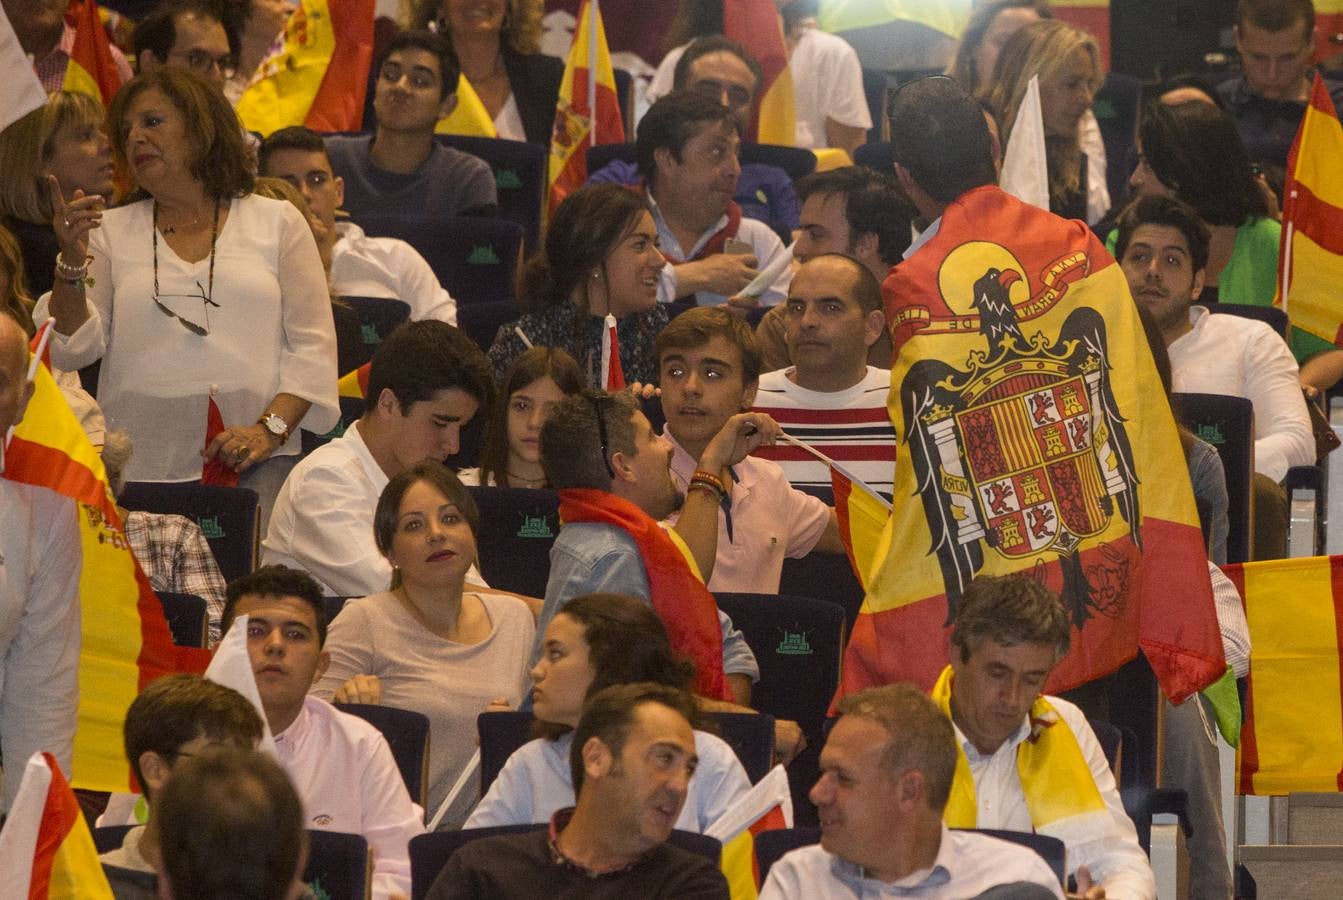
[724,238,753,255]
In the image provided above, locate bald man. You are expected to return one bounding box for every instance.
[0,313,82,812]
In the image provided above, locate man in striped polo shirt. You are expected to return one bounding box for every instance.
[753,254,898,497]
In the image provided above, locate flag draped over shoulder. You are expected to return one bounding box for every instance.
[1224,555,1343,795]
[1276,73,1343,348]
[0,752,114,899]
[62,0,125,105]
[839,185,1224,704]
[548,0,623,216]
[236,0,375,135]
[723,0,795,145]
[4,325,193,792]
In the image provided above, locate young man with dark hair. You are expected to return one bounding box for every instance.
[934,576,1155,899]
[656,306,844,593]
[101,674,264,877]
[153,746,308,900]
[591,36,798,239]
[264,320,495,596]
[1116,194,1311,559]
[426,683,729,899]
[324,30,497,221]
[761,683,1063,899]
[636,90,792,308]
[755,166,912,371]
[221,564,424,899]
[1218,0,1343,166]
[752,254,898,496]
[134,1,236,88]
[260,125,456,324]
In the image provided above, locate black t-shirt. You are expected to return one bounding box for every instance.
[426,829,729,900]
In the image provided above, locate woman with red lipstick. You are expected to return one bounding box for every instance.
[0,90,116,298]
[981,19,1105,223]
[468,345,583,488]
[465,592,751,832]
[313,462,535,830]
[488,185,670,389]
[34,69,338,527]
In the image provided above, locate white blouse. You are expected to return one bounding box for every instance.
[36,194,339,482]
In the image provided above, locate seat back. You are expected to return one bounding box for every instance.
[852,141,895,174]
[410,827,718,899]
[457,299,520,354]
[323,595,351,626]
[1093,72,1142,211]
[778,504,865,633]
[433,134,545,253]
[708,712,776,784]
[343,296,412,363]
[1171,392,1255,563]
[157,591,208,648]
[861,67,891,143]
[465,487,561,598]
[93,824,136,854]
[477,711,536,796]
[120,483,260,583]
[740,144,816,181]
[585,141,636,175]
[713,592,847,826]
[1211,302,1290,340]
[968,829,1067,886]
[353,215,524,307]
[305,830,370,900]
[754,826,819,883]
[335,703,431,809]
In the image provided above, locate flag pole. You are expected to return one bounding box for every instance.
[587,0,598,155]
[777,432,892,509]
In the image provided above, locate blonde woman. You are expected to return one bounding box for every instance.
[0,91,116,297]
[982,19,1106,223]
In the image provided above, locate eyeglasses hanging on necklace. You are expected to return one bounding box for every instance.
[153,198,221,336]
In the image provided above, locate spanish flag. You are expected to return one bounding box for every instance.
[1225,555,1343,794]
[62,0,125,106]
[0,753,114,898]
[723,0,795,146]
[548,0,624,216]
[831,462,891,589]
[5,324,190,792]
[338,361,371,399]
[1276,73,1343,348]
[705,765,793,899]
[838,185,1225,705]
[436,74,497,137]
[236,0,375,135]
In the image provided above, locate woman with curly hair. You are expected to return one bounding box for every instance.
[407,0,562,145]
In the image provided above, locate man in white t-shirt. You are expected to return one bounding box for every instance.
[222,565,424,900]
[753,254,897,497]
[260,126,457,325]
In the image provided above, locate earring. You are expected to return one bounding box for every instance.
[592,269,602,280]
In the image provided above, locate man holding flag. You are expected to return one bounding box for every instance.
[0,312,81,811]
[4,0,131,96]
[841,75,1225,705]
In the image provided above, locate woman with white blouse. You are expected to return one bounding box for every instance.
[314,462,534,830]
[36,69,338,521]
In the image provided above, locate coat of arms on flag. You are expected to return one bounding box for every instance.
[901,244,1139,626]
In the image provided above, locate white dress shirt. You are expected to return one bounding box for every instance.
[0,481,81,813]
[648,193,793,307]
[1168,306,1313,482]
[759,825,1065,899]
[331,222,457,325]
[273,696,424,900]
[954,696,1156,899]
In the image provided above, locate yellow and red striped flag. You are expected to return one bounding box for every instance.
[236,0,375,135]
[705,764,793,899]
[338,361,371,399]
[1276,73,1343,348]
[1224,555,1343,794]
[0,752,114,898]
[4,324,195,793]
[62,0,125,106]
[724,0,795,146]
[830,461,891,590]
[838,185,1225,705]
[436,74,498,138]
[548,0,624,216]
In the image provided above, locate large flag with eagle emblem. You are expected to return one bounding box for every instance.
[837,185,1225,704]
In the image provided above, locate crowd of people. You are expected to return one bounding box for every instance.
[0,0,1334,897]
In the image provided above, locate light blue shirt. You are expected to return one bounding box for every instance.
[536,521,759,680]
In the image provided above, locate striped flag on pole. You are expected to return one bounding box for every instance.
[705,765,793,899]
[723,0,796,145]
[548,0,624,216]
[62,0,125,105]
[600,313,625,390]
